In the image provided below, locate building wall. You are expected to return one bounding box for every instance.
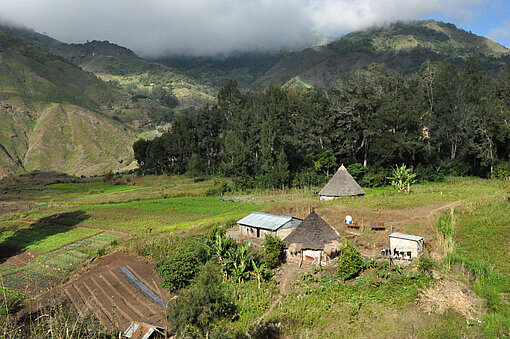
[239,224,296,239]
[239,224,276,239]
[277,228,293,239]
[319,196,336,201]
[285,249,335,266]
[389,238,423,258]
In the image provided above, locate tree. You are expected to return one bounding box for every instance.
[155,246,201,291]
[167,261,236,337]
[262,234,284,269]
[314,149,337,176]
[274,149,290,190]
[337,238,364,281]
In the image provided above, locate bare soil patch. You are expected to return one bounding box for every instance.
[419,278,485,321]
[56,251,169,330]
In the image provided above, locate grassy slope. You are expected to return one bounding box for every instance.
[0,29,176,176]
[0,174,508,336]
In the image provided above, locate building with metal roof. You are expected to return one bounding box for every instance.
[123,321,166,339]
[389,232,424,258]
[237,211,302,239]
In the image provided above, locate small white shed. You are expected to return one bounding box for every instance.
[389,232,424,258]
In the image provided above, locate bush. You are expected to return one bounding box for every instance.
[262,234,285,269]
[418,254,436,275]
[493,161,510,180]
[205,179,232,196]
[415,164,446,182]
[337,239,364,281]
[155,245,202,291]
[167,261,236,337]
[359,168,389,187]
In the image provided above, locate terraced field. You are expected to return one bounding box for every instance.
[0,233,120,296]
[61,251,168,329]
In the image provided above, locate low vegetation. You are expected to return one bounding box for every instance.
[0,172,508,337]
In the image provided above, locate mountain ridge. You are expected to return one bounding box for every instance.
[1,19,509,177]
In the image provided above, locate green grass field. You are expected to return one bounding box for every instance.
[0,173,508,336]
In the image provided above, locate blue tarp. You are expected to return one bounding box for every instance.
[119,266,167,309]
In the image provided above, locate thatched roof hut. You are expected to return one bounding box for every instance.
[283,210,341,265]
[319,165,365,200]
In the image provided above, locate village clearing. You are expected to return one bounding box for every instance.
[0,172,509,337]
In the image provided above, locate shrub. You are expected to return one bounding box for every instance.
[418,254,436,274]
[102,170,115,183]
[262,234,285,269]
[155,246,201,291]
[415,164,446,182]
[492,161,510,179]
[359,168,389,187]
[205,179,232,196]
[167,261,236,337]
[337,239,364,281]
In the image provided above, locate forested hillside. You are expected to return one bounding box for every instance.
[159,20,510,91]
[134,58,510,188]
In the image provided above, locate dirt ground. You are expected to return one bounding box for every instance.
[32,251,170,331]
[419,277,485,321]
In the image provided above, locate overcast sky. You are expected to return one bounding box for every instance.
[0,0,508,57]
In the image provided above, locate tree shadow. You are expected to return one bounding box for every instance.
[0,210,90,263]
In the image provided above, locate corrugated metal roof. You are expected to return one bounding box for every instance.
[123,322,165,339]
[389,232,423,242]
[237,211,302,231]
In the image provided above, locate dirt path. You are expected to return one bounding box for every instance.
[250,263,302,334]
[390,201,459,225]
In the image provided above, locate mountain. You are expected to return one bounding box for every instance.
[0,29,162,177]
[254,20,510,88]
[1,20,509,177]
[2,25,216,112]
[158,20,510,90]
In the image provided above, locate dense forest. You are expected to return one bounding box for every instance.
[134,58,510,189]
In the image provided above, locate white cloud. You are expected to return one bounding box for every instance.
[0,0,488,56]
[488,19,510,47]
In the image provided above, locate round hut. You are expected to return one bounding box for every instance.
[283,209,341,266]
[319,165,365,200]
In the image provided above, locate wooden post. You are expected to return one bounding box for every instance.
[299,250,303,268]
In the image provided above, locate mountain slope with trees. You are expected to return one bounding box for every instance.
[255,20,510,88]
[134,58,510,187]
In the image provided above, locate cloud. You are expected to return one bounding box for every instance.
[0,0,488,56]
[488,19,510,47]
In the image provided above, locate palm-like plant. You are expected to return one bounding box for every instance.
[388,164,417,194]
[251,260,266,289]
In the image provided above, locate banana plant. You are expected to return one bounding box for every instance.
[388,164,417,194]
[251,260,266,289]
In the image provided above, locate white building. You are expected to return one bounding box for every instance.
[389,232,424,258]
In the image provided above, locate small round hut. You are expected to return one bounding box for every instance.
[319,165,365,200]
[283,209,341,266]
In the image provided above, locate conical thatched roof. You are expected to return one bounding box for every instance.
[319,165,365,197]
[283,210,341,250]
